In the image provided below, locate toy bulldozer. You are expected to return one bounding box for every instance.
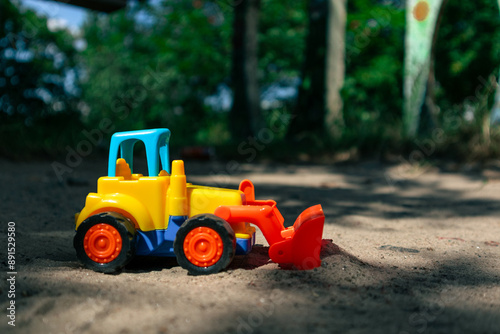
[74,129,324,275]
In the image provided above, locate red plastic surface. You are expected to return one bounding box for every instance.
[269,205,324,269]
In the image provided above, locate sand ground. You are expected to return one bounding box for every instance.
[0,157,499,334]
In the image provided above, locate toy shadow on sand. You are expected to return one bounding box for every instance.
[121,239,340,274]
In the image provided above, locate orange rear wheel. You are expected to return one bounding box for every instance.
[183,227,223,267]
[174,214,235,275]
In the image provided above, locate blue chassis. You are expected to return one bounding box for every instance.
[135,216,255,257]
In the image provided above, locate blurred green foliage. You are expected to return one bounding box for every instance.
[258,0,307,84]
[436,0,500,106]
[80,0,308,148]
[341,0,500,160]
[0,0,82,157]
[432,0,500,160]
[1,0,500,161]
[342,0,406,155]
[80,1,232,146]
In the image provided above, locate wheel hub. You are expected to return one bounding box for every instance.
[183,227,223,267]
[84,223,122,263]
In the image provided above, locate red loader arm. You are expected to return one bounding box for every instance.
[214,180,325,270]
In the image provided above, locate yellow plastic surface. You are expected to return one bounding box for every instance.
[76,176,167,231]
[187,185,243,217]
[235,224,256,239]
[76,159,246,232]
[167,160,188,216]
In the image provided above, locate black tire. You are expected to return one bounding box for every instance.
[174,214,235,275]
[74,212,136,274]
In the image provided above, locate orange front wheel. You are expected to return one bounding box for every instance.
[74,212,136,273]
[174,214,235,275]
[84,223,122,263]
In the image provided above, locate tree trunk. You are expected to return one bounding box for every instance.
[287,0,328,141]
[325,0,346,139]
[492,71,500,133]
[230,0,262,141]
[403,0,444,138]
[421,0,448,133]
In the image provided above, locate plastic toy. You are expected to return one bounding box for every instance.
[73,129,325,275]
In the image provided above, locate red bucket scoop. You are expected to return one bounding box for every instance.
[268,205,324,269]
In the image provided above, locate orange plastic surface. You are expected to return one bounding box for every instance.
[183,227,224,267]
[84,223,122,263]
[239,179,255,202]
[215,180,325,270]
[115,158,132,180]
[215,200,285,245]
